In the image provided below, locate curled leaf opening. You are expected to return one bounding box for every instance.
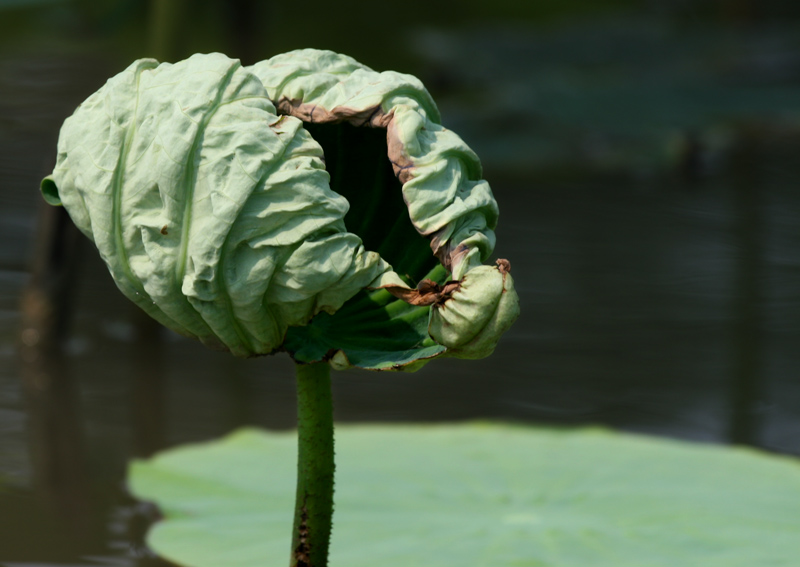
[42,49,519,369]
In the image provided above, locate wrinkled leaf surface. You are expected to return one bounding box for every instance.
[42,50,517,367]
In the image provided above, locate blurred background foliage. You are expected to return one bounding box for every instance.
[5,0,800,173]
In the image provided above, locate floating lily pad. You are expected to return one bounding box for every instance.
[129,424,800,567]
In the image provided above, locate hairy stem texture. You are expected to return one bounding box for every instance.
[291,362,334,567]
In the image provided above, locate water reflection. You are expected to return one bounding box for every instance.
[130,313,166,459]
[10,202,173,564]
[18,202,94,536]
[728,131,764,445]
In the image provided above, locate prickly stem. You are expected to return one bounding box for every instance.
[290,362,334,567]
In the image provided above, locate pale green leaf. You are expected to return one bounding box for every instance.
[42,50,519,366]
[129,424,800,567]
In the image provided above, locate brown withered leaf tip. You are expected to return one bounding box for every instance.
[380,279,461,306]
[380,259,510,307]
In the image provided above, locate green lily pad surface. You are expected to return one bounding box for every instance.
[129,424,800,567]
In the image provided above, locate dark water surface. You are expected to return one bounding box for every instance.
[2,31,800,566]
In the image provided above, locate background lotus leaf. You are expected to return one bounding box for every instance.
[130,424,800,567]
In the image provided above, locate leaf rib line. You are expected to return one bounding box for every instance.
[175,62,240,283]
[109,60,188,332]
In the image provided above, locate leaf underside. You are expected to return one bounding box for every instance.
[129,424,800,567]
[285,122,445,369]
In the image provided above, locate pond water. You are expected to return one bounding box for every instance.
[2,21,800,567]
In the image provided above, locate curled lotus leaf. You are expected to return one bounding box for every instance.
[41,49,519,369]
